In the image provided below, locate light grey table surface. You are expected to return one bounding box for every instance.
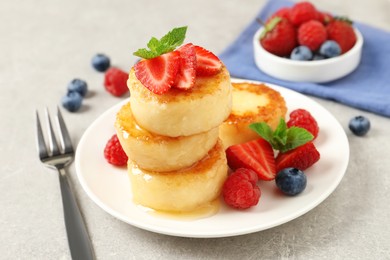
[1,0,390,259]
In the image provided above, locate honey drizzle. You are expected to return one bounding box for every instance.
[136,198,221,221]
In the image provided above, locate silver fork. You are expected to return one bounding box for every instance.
[36,107,95,260]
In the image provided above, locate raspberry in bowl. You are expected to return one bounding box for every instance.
[253,2,363,83]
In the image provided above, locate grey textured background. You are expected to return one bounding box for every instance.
[1,0,390,259]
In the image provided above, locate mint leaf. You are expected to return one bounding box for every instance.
[133,26,187,59]
[273,118,288,146]
[147,37,159,52]
[249,122,273,143]
[249,117,314,152]
[282,127,314,153]
[133,48,156,59]
[159,26,187,51]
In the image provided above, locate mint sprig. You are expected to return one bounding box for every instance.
[249,118,314,153]
[133,26,188,59]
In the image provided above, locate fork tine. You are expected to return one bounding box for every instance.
[56,107,74,154]
[45,108,61,156]
[36,111,49,160]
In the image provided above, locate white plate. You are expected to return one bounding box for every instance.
[75,79,349,238]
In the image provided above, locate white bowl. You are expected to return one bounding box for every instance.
[253,27,363,83]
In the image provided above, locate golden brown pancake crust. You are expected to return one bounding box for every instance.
[128,66,231,103]
[225,82,287,127]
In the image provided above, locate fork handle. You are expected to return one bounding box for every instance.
[59,168,95,260]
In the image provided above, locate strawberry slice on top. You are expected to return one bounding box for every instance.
[132,27,224,94]
[226,138,276,181]
[174,43,197,90]
[134,51,180,95]
[194,45,222,76]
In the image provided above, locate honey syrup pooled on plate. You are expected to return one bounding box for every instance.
[136,198,221,221]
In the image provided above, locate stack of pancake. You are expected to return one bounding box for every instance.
[115,66,232,213]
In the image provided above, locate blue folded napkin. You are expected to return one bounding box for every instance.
[219,0,390,117]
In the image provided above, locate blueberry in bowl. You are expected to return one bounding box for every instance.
[290,46,313,61]
[319,40,341,58]
[253,2,363,83]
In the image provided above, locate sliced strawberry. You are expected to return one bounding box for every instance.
[194,45,222,76]
[134,51,180,95]
[226,138,276,181]
[174,43,197,90]
[275,142,320,172]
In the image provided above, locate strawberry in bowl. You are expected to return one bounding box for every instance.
[253,1,363,83]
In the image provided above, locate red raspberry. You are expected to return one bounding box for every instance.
[104,67,129,97]
[104,134,128,166]
[287,109,319,139]
[222,168,261,209]
[298,20,327,51]
[233,167,258,184]
[289,1,318,26]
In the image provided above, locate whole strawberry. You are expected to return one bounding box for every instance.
[260,17,297,57]
[318,12,334,25]
[298,20,327,51]
[266,7,291,23]
[289,1,318,26]
[326,18,357,54]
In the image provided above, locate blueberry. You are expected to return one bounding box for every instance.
[275,168,307,196]
[319,40,341,58]
[67,79,88,97]
[92,53,110,72]
[312,54,326,60]
[290,46,313,61]
[61,91,83,112]
[349,116,370,136]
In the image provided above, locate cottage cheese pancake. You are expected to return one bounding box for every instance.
[128,66,232,137]
[115,102,218,172]
[128,140,228,212]
[220,82,287,148]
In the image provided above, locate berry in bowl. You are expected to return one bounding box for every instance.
[253,2,363,83]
